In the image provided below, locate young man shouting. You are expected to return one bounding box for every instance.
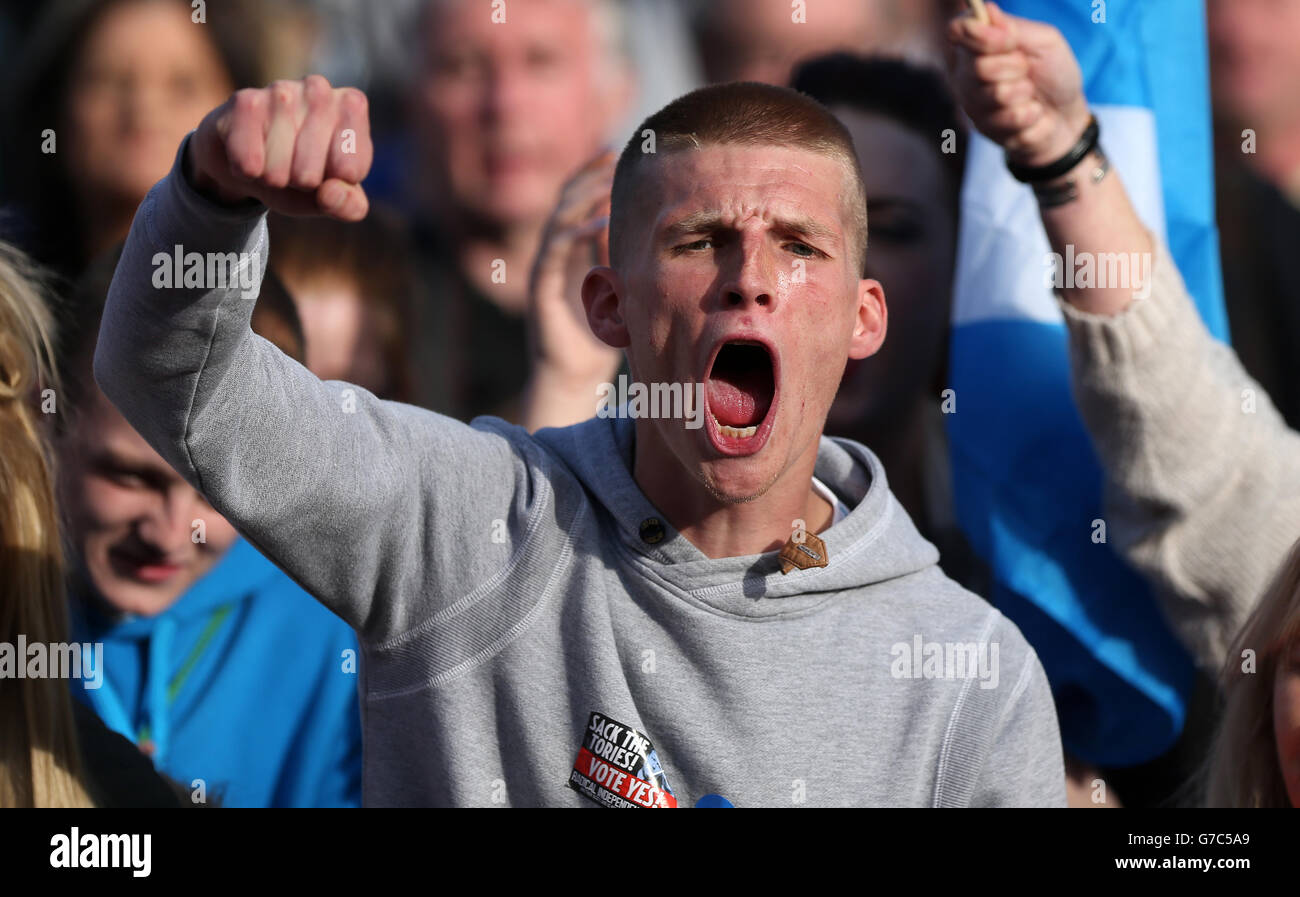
[95,71,1065,806]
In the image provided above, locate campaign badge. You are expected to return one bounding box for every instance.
[568,711,678,808]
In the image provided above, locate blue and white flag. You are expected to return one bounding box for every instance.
[948,0,1227,766]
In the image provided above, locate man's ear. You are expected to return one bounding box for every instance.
[582,266,631,348]
[847,277,887,360]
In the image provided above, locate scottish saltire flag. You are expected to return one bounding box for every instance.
[948,0,1227,766]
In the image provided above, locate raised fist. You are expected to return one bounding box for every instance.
[947,1,1090,168]
[185,75,373,221]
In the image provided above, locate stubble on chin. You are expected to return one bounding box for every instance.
[697,463,785,506]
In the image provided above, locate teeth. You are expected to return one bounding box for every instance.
[713,415,758,439]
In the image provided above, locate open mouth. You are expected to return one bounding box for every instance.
[705,340,777,453]
[108,545,183,584]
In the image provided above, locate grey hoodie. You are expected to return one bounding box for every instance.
[94,139,1066,807]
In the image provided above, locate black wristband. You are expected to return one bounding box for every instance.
[1006,115,1099,183]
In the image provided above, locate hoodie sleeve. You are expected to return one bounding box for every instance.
[964,645,1067,807]
[934,615,1066,808]
[94,136,544,646]
[1059,239,1300,671]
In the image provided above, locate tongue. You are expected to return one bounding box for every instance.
[708,375,772,428]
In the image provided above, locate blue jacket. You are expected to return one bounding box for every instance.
[70,537,362,807]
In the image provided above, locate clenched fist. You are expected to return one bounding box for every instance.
[947,1,1091,168]
[185,75,373,221]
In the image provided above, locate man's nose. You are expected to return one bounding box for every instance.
[117,74,161,130]
[135,487,203,555]
[717,236,782,311]
[481,59,530,123]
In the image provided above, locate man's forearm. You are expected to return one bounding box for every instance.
[95,137,422,638]
[1036,146,1155,315]
[1058,235,1300,670]
[95,136,271,487]
[1010,109,1300,669]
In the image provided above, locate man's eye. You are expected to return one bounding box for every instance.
[108,471,147,488]
[169,73,200,102]
[526,46,562,71]
[787,242,818,258]
[436,53,476,79]
[681,239,712,251]
[1285,642,1300,672]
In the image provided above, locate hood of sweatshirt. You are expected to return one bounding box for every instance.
[68,537,273,772]
[68,536,361,806]
[532,415,941,605]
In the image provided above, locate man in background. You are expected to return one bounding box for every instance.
[58,257,361,808]
[406,0,632,421]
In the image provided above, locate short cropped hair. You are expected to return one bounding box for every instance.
[609,82,869,274]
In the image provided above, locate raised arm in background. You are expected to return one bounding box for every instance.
[947,2,1300,670]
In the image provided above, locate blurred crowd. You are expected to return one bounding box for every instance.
[1,0,1299,808]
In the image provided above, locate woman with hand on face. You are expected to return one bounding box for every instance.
[520,149,623,433]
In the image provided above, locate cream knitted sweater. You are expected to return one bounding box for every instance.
[1060,240,1300,671]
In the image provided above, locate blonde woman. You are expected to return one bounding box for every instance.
[0,241,177,807]
[1208,540,1300,807]
[0,241,95,807]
